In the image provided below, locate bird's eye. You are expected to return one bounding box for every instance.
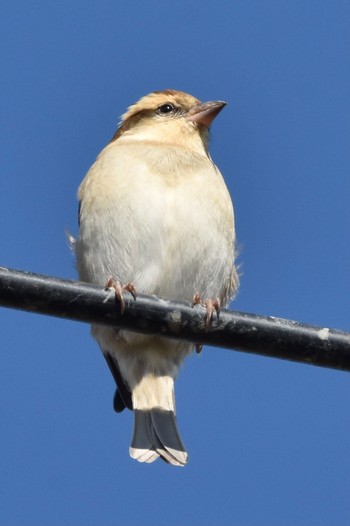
[157,103,175,115]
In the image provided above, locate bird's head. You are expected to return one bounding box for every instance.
[111,89,226,155]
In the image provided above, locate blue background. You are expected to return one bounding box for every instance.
[1,2,349,525]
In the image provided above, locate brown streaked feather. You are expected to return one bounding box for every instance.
[110,109,152,142]
[110,89,200,143]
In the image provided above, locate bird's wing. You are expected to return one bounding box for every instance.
[103,352,133,412]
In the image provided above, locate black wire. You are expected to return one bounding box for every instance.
[0,266,349,372]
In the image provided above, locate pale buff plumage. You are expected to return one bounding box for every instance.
[76,89,238,466]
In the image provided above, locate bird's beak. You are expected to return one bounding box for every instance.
[187,100,226,127]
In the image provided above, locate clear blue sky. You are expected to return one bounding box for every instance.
[1,2,349,525]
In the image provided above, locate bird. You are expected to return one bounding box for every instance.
[75,89,239,466]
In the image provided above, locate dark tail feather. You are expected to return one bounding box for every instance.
[130,409,188,466]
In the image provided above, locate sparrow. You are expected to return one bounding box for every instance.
[76,89,238,466]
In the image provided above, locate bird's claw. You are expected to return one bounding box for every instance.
[105,277,137,314]
[204,298,221,329]
[195,343,203,354]
[192,293,221,330]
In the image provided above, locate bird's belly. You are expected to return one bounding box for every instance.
[78,218,231,303]
[77,169,233,304]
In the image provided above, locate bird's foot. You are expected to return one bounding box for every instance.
[192,293,221,330]
[105,277,137,314]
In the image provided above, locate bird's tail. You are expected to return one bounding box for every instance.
[129,375,188,466]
